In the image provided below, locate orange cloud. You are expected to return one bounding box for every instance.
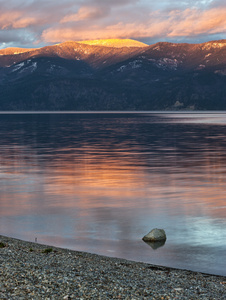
[0,11,21,29]
[1,1,226,47]
[0,11,42,29]
[42,6,226,43]
[168,7,226,37]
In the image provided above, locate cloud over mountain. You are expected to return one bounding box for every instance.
[0,0,226,48]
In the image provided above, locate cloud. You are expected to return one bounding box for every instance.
[1,0,226,48]
[0,28,36,47]
[167,7,226,37]
[60,6,109,23]
[42,5,226,43]
[0,12,38,29]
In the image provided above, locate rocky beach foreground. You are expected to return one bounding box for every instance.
[0,235,225,299]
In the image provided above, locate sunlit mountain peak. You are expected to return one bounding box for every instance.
[76,39,148,48]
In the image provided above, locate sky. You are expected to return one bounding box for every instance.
[0,0,226,49]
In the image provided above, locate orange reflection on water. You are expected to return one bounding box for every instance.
[0,145,226,219]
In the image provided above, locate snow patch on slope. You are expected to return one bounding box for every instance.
[11,62,25,72]
[11,61,37,74]
[117,60,142,72]
[149,58,179,70]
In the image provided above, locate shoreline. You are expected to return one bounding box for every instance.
[1,235,226,299]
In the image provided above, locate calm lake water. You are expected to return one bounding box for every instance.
[0,112,226,276]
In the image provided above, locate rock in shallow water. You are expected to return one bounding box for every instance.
[142,228,166,242]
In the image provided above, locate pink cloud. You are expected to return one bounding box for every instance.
[61,6,109,23]
[0,10,45,30]
[42,6,226,43]
[168,7,226,37]
[1,1,226,47]
[0,11,22,29]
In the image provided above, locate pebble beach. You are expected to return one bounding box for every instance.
[0,235,226,299]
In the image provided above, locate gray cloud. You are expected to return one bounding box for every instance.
[0,28,36,48]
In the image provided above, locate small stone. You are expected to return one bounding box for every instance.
[142,228,166,242]
[174,288,183,291]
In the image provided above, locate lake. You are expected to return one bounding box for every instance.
[0,112,226,276]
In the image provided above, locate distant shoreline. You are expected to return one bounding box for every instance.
[1,110,226,114]
[1,234,225,299]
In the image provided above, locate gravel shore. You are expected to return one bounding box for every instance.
[0,235,225,299]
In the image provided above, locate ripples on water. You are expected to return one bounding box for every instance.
[0,112,226,275]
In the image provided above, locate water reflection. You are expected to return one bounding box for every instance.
[0,113,226,275]
[143,240,166,250]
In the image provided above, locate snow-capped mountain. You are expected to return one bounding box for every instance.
[0,39,226,110]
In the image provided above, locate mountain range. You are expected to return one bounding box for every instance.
[0,38,226,111]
